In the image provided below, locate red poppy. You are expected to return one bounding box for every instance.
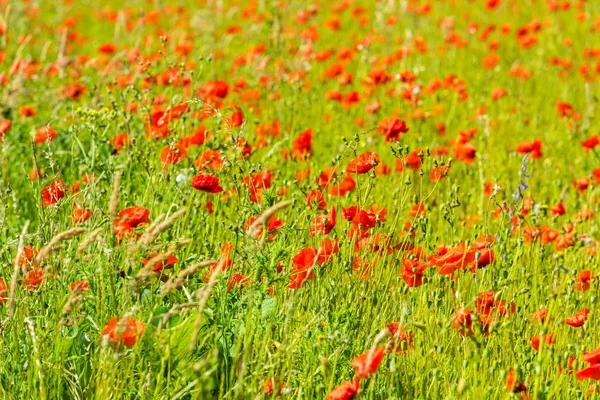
[0,119,11,138]
[452,307,474,336]
[23,267,43,291]
[564,308,590,327]
[228,274,250,290]
[288,247,317,289]
[306,190,326,210]
[582,348,600,365]
[35,126,57,144]
[346,152,380,174]
[71,280,89,292]
[530,332,555,351]
[582,135,600,151]
[401,259,428,287]
[506,369,527,393]
[41,180,66,206]
[351,347,385,379]
[245,214,284,240]
[70,204,92,223]
[191,173,223,193]
[377,117,409,142]
[102,317,145,348]
[327,379,360,400]
[292,128,313,160]
[0,278,8,304]
[310,206,337,237]
[160,143,187,168]
[576,364,600,381]
[142,254,178,272]
[574,270,595,291]
[516,139,543,158]
[114,206,151,239]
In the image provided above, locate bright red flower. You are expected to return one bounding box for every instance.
[575,270,595,291]
[160,143,187,168]
[310,206,337,236]
[35,126,57,144]
[70,204,92,223]
[377,117,409,142]
[401,258,428,287]
[327,379,359,400]
[41,180,66,206]
[102,317,145,348]
[0,278,8,304]
[564,308,590,327]
[306,189,326,210]
[191,174,223,193]
[351,347,385,379]
[346,152,380,174]
[71,280,89,292]
[288,247,318,289]
[506,369,527,393]
[576,364,600,381]
[530,332,555,351]
[452,307,474,336]
[516,139,543,158]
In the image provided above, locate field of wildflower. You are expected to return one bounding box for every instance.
[1,0,600,398]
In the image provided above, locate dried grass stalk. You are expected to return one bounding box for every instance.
[76,228,103,254]
[58,287,84,326]
[138,208,187,247]
[8,221,29,321]
[35,227,87,266]
[130,239,191,288]
[160,259,218,295]
[246,200,291,238]
[109,171,121,221]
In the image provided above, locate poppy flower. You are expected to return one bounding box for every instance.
[228,274,250,290]
[0,278,8,304]
[160,143,187,168]
[142,254,178,272]
[377,117,409,142]
[576,364,600,381]
[306,189,326,210]
[506,369,527,393]
[516,139,543,158]
[102,317,145,348]
[114,206,151,239]
[550,202,565,216]
[582,348,600,365]
[292,128,313,160]
[346,152,380,174]
[288,247,317,289]
[582,135,600,151]
[35,126,57,144]
[329,174,356,197]
[0,119,11,138]
[71,280,89,292]
[401,258,428,287]
[574,270,595,291]
[245,214,284,240]
[452,307,475,336]
[530,332,555,351]
[191,173,223,193]
[351,347,385,379]
[564,308,590,327]
[263,377,286,396]
[23,267,43,291]
[41,180,66,206]
[310,206,337,237]
[327,379,360,400]
[70,204,92,223]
